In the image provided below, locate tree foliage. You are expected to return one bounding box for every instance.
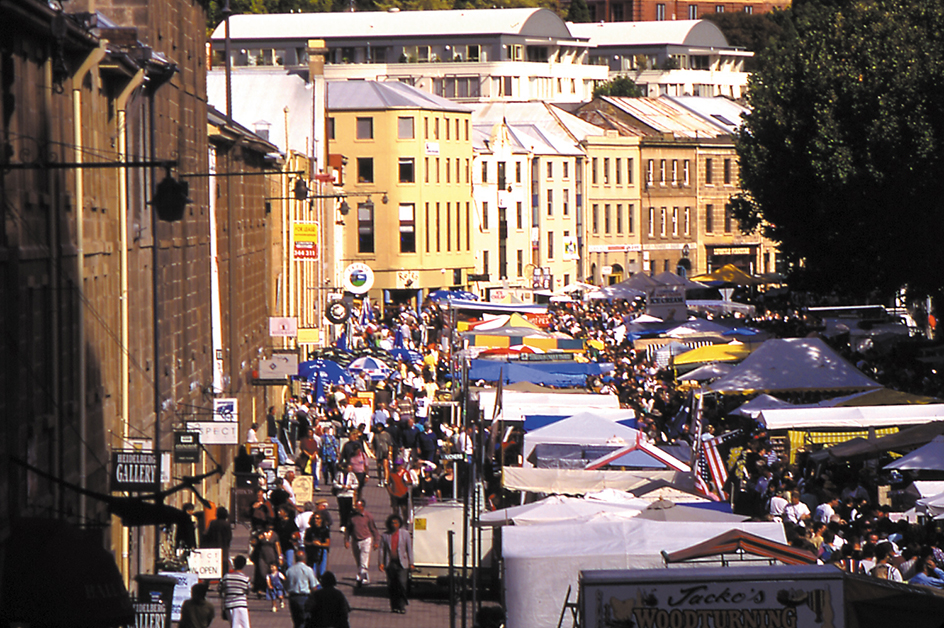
[735,0,944,300]
[566,0,591,23]
[700,11,787,71]
[593,75,643,99]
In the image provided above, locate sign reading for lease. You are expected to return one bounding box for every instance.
[293,222,320,260]
[111,450,160,492]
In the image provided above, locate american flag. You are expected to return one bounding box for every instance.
[694,430,742,501]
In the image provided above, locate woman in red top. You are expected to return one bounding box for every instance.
[386,461,412,523]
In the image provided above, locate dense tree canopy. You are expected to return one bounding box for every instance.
[701,11,787,71]
[566,0,591,23]
[734,0,944,300]
[593,76,643,98]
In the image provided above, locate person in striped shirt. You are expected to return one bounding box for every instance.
[220,555,252,628]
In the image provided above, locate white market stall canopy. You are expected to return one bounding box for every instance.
[522,411,643,468]
[885,435,944,471]
[502,466,680,494]
[708,337,881,394]
[478,493,651,527]
[478,390,620,423]
[502,519,787,628]
[755,404,944,431]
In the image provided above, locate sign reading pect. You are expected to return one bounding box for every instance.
[110,450,160,492]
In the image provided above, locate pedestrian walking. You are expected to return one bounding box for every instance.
[303,511,331,577]
[285,548,319,628]
[219,555,252,628]
[333,463,358,532]
[179,582,214,628]
[304,571,350,628]
[379,514,413,614]
[265,563,286,612]
[344,499,379,587]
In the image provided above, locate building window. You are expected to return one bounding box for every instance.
[716,5,724,12]
[547,189,553,217]
[684,206,691,235]
[399,157,415,183]
[592,204,599,234]
[563,189,569,216]
[446,202,451,251]
[482,201,488,230]
[725,205,734,232]
[605,204,611,234]
[516,161,522,183]
[424,117,429,139]
[660,207,667,237]
[689,4,698,18]
[656,3,666,20]
[648,207,655,237]
[398,116,414,139]
[425,157,429,183]
[516,201,523,229]
[563,161,569,179]
[481,162,488,183]
[683,160,690,186]
[457,200,462,249]
[603,158,610,184]
[659,160,666,184]
[592,158,599,184]
[616,203,623,234]
[399,203,416,253]
[436,202,441,251]
[615,158,622,185]
[547,231,554,259]
[646,159,653,186]
[672,160,678,185]
[445,117,450,141]
[358,201,374,253]
[497,161,507,190]
[705,158,713,184]
[466,202,471,250]
[436,158,440,183]
[706,204,714,232]
[547,161,553,179]
[356,117,373,139]
[328,117,335,140]
[744,5,752,13]
[445,158,451,183]
[672,207,679,236]
[456,159,460,183]
[517,250,523,276]
[724,158,732,184]
[465,120,469,140]
[629,203,635,234]
[435,117,440,139]
[357,157,374,183]
[425,202,430,252]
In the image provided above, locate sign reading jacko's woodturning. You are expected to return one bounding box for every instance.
[111,450,160,492]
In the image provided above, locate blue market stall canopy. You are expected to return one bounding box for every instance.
[469,359,613,387]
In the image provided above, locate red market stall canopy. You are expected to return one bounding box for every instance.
[663,528,817,566]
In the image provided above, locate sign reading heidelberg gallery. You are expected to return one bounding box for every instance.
[111,450,160,492]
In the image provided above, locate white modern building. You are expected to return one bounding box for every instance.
[209,8,609,104]
[568,20,752,99]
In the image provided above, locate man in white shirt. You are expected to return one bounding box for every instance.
[783,491,811,525]
[768,490,789,521]
[814,494,840,525]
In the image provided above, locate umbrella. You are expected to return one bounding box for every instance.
[389,347,422,363]
[297,359,353,384]
[691,264,762,286]
[348,356,393,381]
[309,347,354,366]
[428,289,478,302]
[884,435,944,471]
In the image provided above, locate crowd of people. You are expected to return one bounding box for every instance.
[199,288,944,628]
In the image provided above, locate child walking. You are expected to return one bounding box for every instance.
[265,562,285,612]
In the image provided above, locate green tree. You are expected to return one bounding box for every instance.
[734,0,944,300]
[566,0,591,23]
[592,75,643,99]
[701,11,786,71]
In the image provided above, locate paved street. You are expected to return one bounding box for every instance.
[217,479,484,628]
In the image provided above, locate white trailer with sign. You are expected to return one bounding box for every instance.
[411,500,494,588]
[579,564,944,628]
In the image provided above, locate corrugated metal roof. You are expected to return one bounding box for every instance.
[567,19,730,48]
[207,70,314,155]
[470,101,605,156]
[326,80,471,112]
[668,96,750,134]
[211,8,573,42]
[602,96,730,138]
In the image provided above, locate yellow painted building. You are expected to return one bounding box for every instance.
[328,81,476,305]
